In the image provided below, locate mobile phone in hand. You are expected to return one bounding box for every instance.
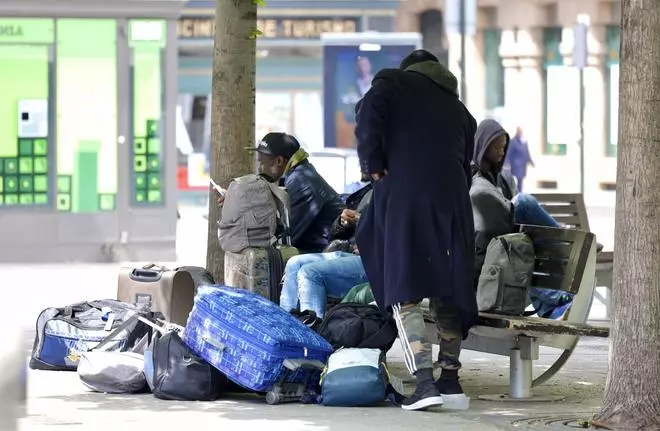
[209,178,226,196]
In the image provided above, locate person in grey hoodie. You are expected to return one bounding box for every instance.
[470,118,587,319]
[471,119,561,280]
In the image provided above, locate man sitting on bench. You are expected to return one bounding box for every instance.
[471,119,573,318]
[279,174,373,318]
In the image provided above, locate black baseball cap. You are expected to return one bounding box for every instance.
[247,132,300,159]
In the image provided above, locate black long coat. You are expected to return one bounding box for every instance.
[354,61,477,336]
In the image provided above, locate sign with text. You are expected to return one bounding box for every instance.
[178,16,360,40]
[0,18,54,44]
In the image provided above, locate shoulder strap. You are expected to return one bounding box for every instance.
[357,314,398,350]
[265,181,292,246]
[90,313,141,352]
[266,246,284,303]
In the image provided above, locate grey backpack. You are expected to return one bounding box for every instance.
[476,232,535,315]
[218,174,290,253]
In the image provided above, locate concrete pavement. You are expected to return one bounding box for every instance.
[2,205,614,430]
[20,329,609,431]
[5,262,610,431]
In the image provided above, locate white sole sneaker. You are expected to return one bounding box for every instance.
[401,395,444,411]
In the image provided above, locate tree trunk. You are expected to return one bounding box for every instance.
[593,1,660,429]
[205,0,257,283]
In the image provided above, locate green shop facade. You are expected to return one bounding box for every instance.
[0,0,184,262]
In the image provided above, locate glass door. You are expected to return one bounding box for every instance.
[128,20,166,206]
[0,33,52,208]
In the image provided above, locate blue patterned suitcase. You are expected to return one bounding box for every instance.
[182,285,333,401]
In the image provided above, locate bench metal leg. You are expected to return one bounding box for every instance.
[479,336,564,403]
[510,348,533,399]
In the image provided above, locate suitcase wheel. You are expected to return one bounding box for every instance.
[266,391,282,405]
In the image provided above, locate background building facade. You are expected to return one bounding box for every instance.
[0,0,183,262]
[396,0,620,205]
[177,0,398,153]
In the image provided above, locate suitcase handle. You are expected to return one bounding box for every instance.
[143,263,168,271]
[129,269,163,282]
[202,335,226,352]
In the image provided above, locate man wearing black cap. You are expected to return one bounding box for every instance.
[248,132,344,253]
[354,49,477,411]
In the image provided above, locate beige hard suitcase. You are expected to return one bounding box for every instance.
[117,264,195,326]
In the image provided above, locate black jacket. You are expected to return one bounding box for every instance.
[328,183,373,242]
[282,160,344,253]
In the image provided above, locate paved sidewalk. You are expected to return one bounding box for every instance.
[20,334,609,431]
[2,203,613,431]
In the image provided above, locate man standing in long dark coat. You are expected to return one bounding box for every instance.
[355,50,477,411]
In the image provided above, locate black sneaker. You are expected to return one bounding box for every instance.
[401,383,444,411]
[435,378,469,410]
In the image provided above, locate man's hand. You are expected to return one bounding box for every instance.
[212,186,225,206]
[340,209,360,226]
[371,169,388,181]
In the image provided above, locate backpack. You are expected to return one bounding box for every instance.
[317,303,398,352]
[476,232,535,315]
[218,174,290,253]
[321,348,389,407]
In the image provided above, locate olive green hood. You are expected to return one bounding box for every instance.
[404,60,459,96]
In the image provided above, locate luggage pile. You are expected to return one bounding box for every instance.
[28,262,401,407]
[28,180,402,407]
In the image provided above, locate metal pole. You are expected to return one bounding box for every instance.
[579,68,585,195]
[459,0,467,102]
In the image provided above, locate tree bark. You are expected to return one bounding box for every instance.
[205,0,257,283]
[593,1,660,429]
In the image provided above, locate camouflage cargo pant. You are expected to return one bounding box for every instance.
[391,299,463,375]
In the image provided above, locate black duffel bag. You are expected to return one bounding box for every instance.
[149,331,229,401]
[317,303,398,352]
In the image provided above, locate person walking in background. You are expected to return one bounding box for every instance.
[355,49,477,411]
[505,127,535,192]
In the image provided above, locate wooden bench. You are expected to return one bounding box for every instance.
[423,224,609,400]
[533,193,614,320]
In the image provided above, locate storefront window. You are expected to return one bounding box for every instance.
[129,20,166,205]
[0,19,53,207]
[293,92,323,150]
[56,19,117,212]
[256,92,293,139]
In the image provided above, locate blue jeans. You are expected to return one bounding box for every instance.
[512,193,561,227]
[512,193,571,318]
[279,252,368,318]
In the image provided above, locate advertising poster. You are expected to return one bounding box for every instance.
[323,44,416,149]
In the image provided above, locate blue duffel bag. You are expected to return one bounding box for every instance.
[321,348,389,407]
[29,300,154,371]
